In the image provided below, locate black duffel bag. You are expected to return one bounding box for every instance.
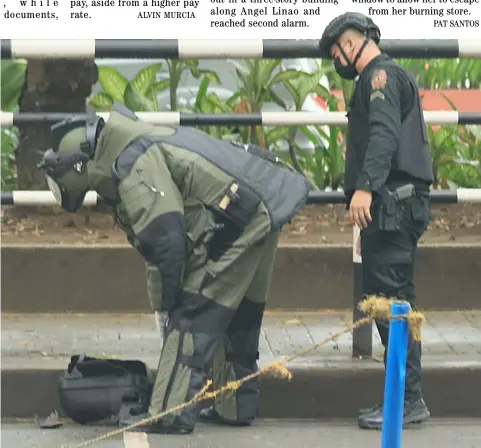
[58,354,153,425]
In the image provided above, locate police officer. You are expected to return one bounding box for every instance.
[38,104,311,434]
[320,12,433,429]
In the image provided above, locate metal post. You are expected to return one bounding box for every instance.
[351,225,372,359]
[381,301,410,448]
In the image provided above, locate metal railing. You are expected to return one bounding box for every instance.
[2,38,481,359]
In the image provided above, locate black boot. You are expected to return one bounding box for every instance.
[358,403,382,417]
[359,318,424,421]
[358,398,430,430]
[119,412,193,434]
[199,406,253,427]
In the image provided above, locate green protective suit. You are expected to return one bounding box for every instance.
[87,107,312,431]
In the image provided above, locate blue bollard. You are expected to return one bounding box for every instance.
[381,301,410,448]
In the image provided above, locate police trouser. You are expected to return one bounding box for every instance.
[148,212,279,430]
[360,194,429,402]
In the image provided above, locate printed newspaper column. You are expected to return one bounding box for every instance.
[1,0,480,37]
[80,0,200,21]
[209,0,342,31]
[3,0,60,21]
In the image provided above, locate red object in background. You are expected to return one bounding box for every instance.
[419,89,481,113]
[313,95,327,110]
[313,89,481,113]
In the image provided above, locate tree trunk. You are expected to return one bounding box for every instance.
[15,59,98,190]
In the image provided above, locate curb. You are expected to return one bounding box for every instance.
[2,245,481,312]
[2,364,481,419]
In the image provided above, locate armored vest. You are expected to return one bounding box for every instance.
[344,58,434,196]
[103,109,312,233]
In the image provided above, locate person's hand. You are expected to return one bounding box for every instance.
[349,190,373,229]
[342,145,347,161]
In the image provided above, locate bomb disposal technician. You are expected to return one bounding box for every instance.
[319,12,433,430]
[38,104,311,434]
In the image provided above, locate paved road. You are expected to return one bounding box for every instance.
[3,419,481,448]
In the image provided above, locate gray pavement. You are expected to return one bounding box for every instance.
[3,419,481,448]
[3,311,481,421]
[2,311,481,370]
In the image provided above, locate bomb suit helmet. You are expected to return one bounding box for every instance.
[38,114,104,213]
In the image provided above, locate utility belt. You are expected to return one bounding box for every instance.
[376,183,417,232]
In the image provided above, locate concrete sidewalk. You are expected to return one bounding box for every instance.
[2,311,481,419]
[3,311,481,368]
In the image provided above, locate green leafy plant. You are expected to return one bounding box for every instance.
[296,94,346,190]
[1,127,19,191]
[86,57,480,191]
[444,125,481,188]
[427,124,481,189]
[291,127,326,189]
[427,125,464,188]
[161,60,220,112]
[324,55,481,89]
[188,75,300,173]
[275,66,330,187]
[427,94,481,188]
[89,61,221,113]
[1,60,27,111]
[1,59,27,191]
[185,75,241,141]
[396,58,481,89]
[229,59,301,146]
[89,64,163,111]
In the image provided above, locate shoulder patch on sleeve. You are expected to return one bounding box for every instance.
[369,69,388,102]
[371,69,387,91]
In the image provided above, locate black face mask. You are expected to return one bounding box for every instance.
[334,57,358,80]
[333,38,369,80]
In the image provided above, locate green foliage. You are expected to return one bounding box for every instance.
[395,58,481,89]
[228,59,298,146]
[1,59,27,191]
[163,59,221,112]
[88,64,162,111]
[186,75,241,141]
[2,54,479,192]
[1,60,27,111]
[321,56,481,90]
[295,94,346,190]
[429,125,481,189]
[85,58,481,190]
[1,127,19,191]
[455,125,481,187]
[88,61,221,113]
[426,95,481,189]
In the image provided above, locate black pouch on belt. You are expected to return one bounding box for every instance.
[219,182,261,228]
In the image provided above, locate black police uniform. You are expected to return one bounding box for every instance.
[345,53,434,408]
